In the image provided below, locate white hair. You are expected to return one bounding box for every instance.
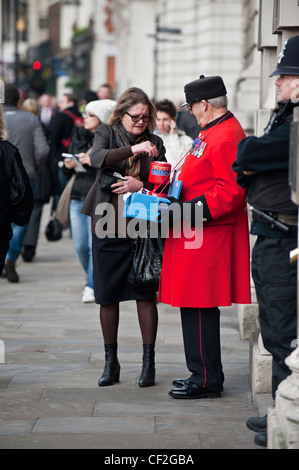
[206,95,228,108]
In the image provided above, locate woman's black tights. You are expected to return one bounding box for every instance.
[99,299,158,344]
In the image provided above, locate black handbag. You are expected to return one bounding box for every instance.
[45,216,62,241]
[45,200,62,242]
[100,169,126,192]
[128,227,165,292]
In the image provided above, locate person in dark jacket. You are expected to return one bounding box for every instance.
[2,85,49,282]
[63,99,116,303]
[176,107,201,139]
[233,35,299,447]
[20,98,55,262]
[0,104,33,275]
[49,92,83,197]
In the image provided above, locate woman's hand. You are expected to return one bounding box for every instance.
[131,140,158,157]
[63,158,76,170]
[111,176,143,195]
[168,119,178,134]
[77,152,92,166]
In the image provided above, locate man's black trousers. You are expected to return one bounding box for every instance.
[180,307,223,392]
[252,235,297,399]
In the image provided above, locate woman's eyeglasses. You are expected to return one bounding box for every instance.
[125,112,150,123]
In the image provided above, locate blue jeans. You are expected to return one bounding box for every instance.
[6,224,27,263]
[54,167,70,208]
[6,179,35,263]
[70,199,93,289]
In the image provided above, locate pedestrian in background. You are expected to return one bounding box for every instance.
[63,99,116,303]
[154,99,193,169]
[49,92,83,197]
[81,87,166,388]
[20,98,55,262]
[176,106,201,140]
[79,90,98,114]
[2,85,49,282]
[0,103,33,275]
[39,93,56,127]
[97,83,114,100]
[233,35,299,447]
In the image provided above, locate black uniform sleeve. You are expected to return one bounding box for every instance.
[233,122,291,187]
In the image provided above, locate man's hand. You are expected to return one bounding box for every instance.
[157,196,183,226]
[157,196,207,228]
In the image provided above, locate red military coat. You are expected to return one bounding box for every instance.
[158,114,251,308]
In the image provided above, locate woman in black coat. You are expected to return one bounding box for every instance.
[81,88,166,389]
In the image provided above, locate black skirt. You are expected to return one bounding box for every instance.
[92,234,156,305]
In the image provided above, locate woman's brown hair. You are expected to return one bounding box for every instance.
[108,87,156,133]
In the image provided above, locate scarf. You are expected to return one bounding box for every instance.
[112,121,150,178]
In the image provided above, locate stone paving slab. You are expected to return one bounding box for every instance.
[0,432,202,450]
[32,416,155,434]
[0,206,260,450]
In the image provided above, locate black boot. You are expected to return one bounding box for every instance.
[5,259,19,283]
[98,343,120,386]
[138,344,156,387]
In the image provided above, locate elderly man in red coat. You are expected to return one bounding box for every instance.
[158,75,251,399]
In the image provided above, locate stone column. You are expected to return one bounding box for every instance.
[269,349,299,448]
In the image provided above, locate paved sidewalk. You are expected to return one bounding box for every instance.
[0,207,260,450]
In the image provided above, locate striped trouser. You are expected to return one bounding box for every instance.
[180,307,223,392]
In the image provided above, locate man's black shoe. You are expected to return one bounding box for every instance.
[246,415,267,433]
[168,382,221,399]
[172,375,224,391]
[172,377,190,388]
[254,431,267,447]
